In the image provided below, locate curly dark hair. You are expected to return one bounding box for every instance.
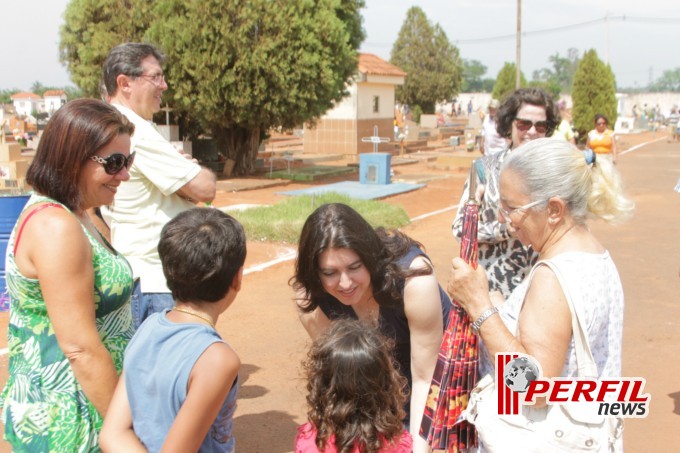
[303,319,409,453]
[291,203,431,312]
[495,87,560,142]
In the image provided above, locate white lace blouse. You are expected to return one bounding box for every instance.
[479,251,624,380]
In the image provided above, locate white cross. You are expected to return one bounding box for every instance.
[361,125,390,153]
[159,104,173,125]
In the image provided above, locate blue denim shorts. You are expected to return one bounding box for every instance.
[130,280,175,329]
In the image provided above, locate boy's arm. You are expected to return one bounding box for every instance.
[161,343,240,453]
[99,372,146,452]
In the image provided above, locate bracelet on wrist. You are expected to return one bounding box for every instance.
[471,306,499,335]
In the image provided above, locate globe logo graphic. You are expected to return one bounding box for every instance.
[503,356,540,393]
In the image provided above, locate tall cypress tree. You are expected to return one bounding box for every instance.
[572,49,618,140]
[390,7,461,114]
[492,62,526,101]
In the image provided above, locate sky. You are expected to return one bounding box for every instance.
[2,0,680,91]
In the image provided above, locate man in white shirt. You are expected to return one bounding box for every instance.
[480,99,507,156]
[101,43,216,328]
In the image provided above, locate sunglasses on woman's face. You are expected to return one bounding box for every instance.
[514,118,549,134]
[90,151,136,175]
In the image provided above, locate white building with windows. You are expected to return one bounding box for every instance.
[10,92,43,117]
[303,53,406,155]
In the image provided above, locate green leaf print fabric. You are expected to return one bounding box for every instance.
[0,195,134,452]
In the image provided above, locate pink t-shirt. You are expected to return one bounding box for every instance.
[295,423,413,453]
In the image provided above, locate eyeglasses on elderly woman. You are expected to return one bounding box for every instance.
[498,198,547,220]
[90,151,136,175]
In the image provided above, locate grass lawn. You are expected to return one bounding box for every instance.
[228,193,410,243]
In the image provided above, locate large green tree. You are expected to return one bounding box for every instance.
[147,0,364,174]
[492,62,526,101]
[571,49,617,140]
[59,0,364,175]
[390,7,461,114]
[59,0,153,97]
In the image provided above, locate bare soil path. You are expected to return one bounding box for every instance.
[0,131,678,452]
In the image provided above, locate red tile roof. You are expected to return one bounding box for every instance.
[358,53,406,77]
[43,90,65,97]
[10,92,41,100]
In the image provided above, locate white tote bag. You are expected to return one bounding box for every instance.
[461,260,624,453]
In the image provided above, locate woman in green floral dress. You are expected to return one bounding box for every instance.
[0,99,136,452]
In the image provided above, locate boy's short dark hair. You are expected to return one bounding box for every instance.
[158,208,246,303]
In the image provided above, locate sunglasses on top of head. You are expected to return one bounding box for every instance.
[514,118,549,134]
[90,151,136,175]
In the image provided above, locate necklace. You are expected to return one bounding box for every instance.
[355,297,379,326]
[172,307,215,329]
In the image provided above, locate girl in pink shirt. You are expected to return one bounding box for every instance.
[295,319,413,453]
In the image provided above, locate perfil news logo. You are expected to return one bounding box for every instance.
[496,354,651,418]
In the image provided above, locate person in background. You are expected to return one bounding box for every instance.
[586,114,618,164]
[452,87,559,298]
[296,318,413,453]
[480,98,507,156]
[554,103,576,145]
[667,107,679,143]
[291,203,451,453]
[448,138,632,451]
[632,104,641,119]
[100,42,217,328]
[100,208,246,452]
[1,99,136,450]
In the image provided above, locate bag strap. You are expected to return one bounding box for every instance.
[13,202,64,255]
[536,260,599,378]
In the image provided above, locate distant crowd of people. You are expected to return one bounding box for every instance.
[1,42,634,453]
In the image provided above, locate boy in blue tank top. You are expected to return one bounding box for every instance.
[100,207,246,452]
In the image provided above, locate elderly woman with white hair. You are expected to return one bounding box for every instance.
[448,138,633,452]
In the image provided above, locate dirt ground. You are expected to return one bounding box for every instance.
[0,130,678,452]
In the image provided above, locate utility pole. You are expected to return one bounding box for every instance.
[605,12,610,65]
[516,0,522,89]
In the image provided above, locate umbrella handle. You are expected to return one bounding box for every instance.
[468,160,478,202]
